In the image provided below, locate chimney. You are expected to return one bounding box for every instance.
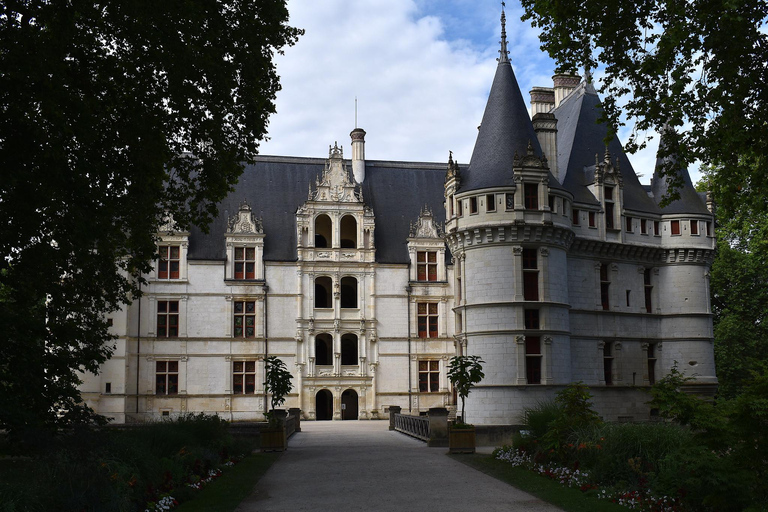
[350,127,366,184]
[552,73,581,108]
[530,87,555,115]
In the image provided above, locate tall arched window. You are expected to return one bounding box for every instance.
[315,334,332,366]
[315,276,332,308]
[315,214,332,248]
[340,276,358,308]
[341,333,358,365]
[340,215,357,248]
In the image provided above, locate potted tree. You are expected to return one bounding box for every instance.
[447,355,484,453]
[260,356,294,452]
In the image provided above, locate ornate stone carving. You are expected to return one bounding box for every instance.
[227,200,264,234]
[513,139,549,170]
[444,151,461,186]
[307,142,363,204]
[409,204,444,239]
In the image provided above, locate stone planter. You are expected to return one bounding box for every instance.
[260,425,287,452]
[448,426,476,454]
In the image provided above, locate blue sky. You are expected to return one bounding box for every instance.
[259,0,697,185]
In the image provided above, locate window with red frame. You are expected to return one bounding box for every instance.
[671,220,681,235]
[234,300,256,338]
[157,301,179,337]
[524,184,539,210]
[418,360,440,392]
[155,361,178,395]
[233,361,256,394]
[234,247,256,279]
[522,249,539,301]
[158,246,180,279]
[417,251,438,281]
[417,303,438,338]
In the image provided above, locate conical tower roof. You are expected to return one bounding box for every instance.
[651,127,709,214]
[459,10,546,193]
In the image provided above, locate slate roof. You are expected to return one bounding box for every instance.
[460,60,564,194]
[650,131,710,215]
[554,83,661,215]
[187,156,450,264]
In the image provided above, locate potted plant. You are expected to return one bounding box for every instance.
[260,356,294,451]
[447,355,484,453]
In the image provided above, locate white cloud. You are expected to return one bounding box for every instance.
[260,0,680,186]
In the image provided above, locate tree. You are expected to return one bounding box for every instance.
[447,355,484,424]
[0,1,301,437]
[520,0,768,213]
[263,356,293,412]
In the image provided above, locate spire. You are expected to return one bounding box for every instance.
[651,125,709,214]
[498,4,509,64]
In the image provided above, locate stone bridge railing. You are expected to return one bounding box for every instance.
[390,406,449,447]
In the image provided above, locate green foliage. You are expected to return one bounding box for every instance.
[0,1,302,436]
[539,383,602,456]
[0,413,254,511]
[521,0,768,213]
[263,356,293,412]
[447,355,484,424]
[522,399,561,440]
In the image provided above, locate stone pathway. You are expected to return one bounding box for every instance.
[236,420,563,512]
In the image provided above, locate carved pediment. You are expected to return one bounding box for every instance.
[409,205,444,239]
[227,200,263,235]
[594,146,623,187]
[310,142,363,203]
[513,140,549,170]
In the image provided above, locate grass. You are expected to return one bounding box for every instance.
[175,452,281,512]
[450,453,627,512]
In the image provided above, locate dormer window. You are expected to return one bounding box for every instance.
[158,246,180,280]
[605,186,615,229]
[524,184,538,210]
[417,251,438,281]
[234,248,256,280]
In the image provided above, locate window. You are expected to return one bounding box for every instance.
[671,220,681,235]
[457,199,464,217]
[340,215,357,248]
[548,195,555,212]
[589,211,596,227]
[340,276,358,308]
[157,300,179,337]
[156,361,178,395]
[105,382,111,394]
[647,344,657,385]
[522,249,539,301]
[644,269,653,313]
[572,208,580,225]
[641,219,647,234]
[233,361,256,394]
[158,246,180,279]
[524,309,539,330]
[603,342,613,385]
[417,251,438,281]
[505,193,514,210]
[233,300,256,338]
[625,216,633,233]
[470,196,478,214]
[600,264,610,311]
[654,221,660,236]
[524,184,539,210]
[449,195,454,217]
[315,214,332,248]
[706,222,712,236]
[341,333,358,365]
[234,247,256,280]
[417,303,438,338]
[418,360,440,392]
[315,334,332,365]
[525,337,541,384]
[626,290,631,307]
[486,194,496,212]
[605,187,615,229]
[690,219,699,235]
[315,276,332,308]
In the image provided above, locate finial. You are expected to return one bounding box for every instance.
[604,144,611,163]
[526,139,534,156]
[584,62,592,83]
[355,96,358,128]
[448,150,454,165]
[498,3,509,64]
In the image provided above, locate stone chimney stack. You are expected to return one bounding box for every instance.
[552,73,581,108]
[530,87,555,115]
[350,127,366,184]
[530,87,559,181]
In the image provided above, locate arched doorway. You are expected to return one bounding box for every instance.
[315,389,333,420]
[341,389,358,420]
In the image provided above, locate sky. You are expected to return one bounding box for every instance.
[258,0,701,185]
